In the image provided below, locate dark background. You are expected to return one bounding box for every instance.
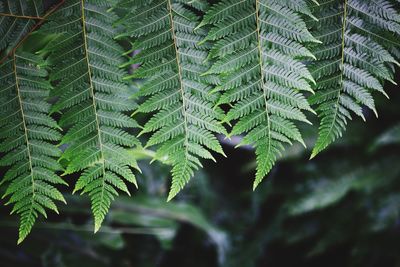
[0,71,398,267]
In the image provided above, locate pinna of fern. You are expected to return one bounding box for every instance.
[199,0,319,189]
[117,0,227,201]
[308,0,400,158]
[38,0,141,232]
[0,51,67,244]
[0,0,46,59]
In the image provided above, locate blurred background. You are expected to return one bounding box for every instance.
[1,1,400,266]
[0,73,399,267]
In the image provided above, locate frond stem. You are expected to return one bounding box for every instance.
[80,0,107,223]
[337,0,348,109]
[254,0,272,178]
[0,12,44,19]
[12,54,36,219]
[313,0,348,157]
[166,0,190,160]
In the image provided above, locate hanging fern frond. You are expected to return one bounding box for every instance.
[118,0,227,201]
[0,0,44,58]
[38,0,140,232]
[199,0,318,189]
[308,0,400,158]
[0,51,66,244]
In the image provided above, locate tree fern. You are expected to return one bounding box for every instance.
[0,0,399,244]
[38,0,140,232]
[199,0,319,189]
[118,0,227,200]
[0,51,66,244]
[308,0,400,158]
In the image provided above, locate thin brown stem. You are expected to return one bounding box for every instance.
[0,12,44,20]
[0,0,65,65]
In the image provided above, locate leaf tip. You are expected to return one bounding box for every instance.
[310,150,318,160]
[94,222,101,234]
[17,237,24,245]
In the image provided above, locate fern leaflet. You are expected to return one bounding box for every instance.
[200,0,318,189]
[39,0,140,232]
[0,51,66,244]
[308,0,400,158]
[118,0,226,201]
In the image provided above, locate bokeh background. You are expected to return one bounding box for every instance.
[1,1,400,266]
[1,71,399,267]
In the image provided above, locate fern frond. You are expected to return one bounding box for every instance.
[308,0,400,158]
[200,0,317,189]
[0,0,45,58]
[39,0,140,232]
[0,51,66,244]
[118,0,226,201]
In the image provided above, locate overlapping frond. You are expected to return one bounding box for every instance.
[39,0,140,232]
[0,0,44,58]
[0,0,399,245]
[118,0,226,201]
[308,0,400,158]
[200,0,318,189]
[0,51,66,244]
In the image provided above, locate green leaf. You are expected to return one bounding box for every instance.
[0,51,65,243]
[200,0,317,188]
[308,0,400,157]
[119,0,226,200]
[39,0,140,232]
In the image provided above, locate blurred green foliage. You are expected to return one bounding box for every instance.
[1,82,399,266]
